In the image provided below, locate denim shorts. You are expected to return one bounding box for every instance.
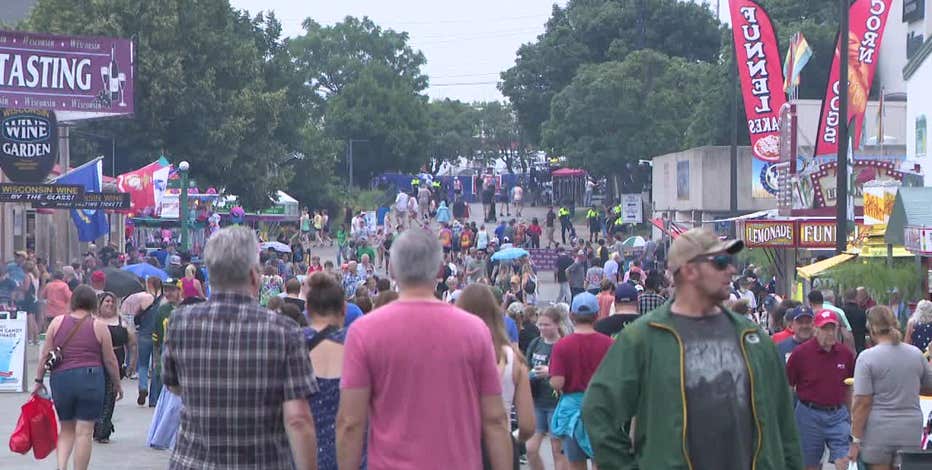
[562,435,588,462]
[50,366,105,421]
[794,402,850,467]
[534,405,555,434]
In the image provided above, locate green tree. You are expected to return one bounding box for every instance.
[542,50,704,178]
[427,99,480,172]
[475,102,532,174]
[25,0,311,208]
[500,0,721,145]
[290,16,430,183]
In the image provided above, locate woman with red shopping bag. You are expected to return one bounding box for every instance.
[32,285,123,470]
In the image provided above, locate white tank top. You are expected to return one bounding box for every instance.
[500,346,516,411]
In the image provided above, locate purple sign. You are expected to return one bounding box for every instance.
[0,30,133,119]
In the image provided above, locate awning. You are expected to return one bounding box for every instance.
[796,253,856,280]
[713,209,778,222]
[649,218,686,239]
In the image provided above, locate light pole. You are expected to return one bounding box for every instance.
[836,0,850,254]
[178,161,191,251]
[346,139,368,188]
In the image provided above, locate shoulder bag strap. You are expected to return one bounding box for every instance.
[59,315,90,350]
[307,325,339,351]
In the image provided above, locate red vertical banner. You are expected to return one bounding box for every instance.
[729,0,787,164]
[814,0,893,156]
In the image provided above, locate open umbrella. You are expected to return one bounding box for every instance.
[259,241,292,253]
[491,247,530,262]
[622,236,647,249]
[122,263,168,281]
[101,268,145,298]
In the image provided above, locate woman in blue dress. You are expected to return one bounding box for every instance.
[304,272,365,470]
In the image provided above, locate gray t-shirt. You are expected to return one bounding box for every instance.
[566,262,586,289]
[854,343,932,446]
[672,313,754,470]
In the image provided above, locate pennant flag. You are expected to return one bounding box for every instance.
[57,159,109,242]
[783,32,813,93]
[729,0,787,163]
[116,156,170,215]
[814,0,893,156]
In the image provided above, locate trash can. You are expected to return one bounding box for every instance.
[900,450,932,470]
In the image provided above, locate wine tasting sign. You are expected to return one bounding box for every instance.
[0,30,134,118]
[0,109,57,182]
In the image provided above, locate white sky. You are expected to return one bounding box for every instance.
[228,0,562,102]
[229,0,724,102]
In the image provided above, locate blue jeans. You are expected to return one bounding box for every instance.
[137,336,153,394]
[149,366,162,406]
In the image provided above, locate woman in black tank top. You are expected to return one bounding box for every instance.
[93,292,133,442]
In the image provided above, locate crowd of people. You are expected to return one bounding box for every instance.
[8,193,932,470]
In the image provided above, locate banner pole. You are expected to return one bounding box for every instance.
[836,0,850,255]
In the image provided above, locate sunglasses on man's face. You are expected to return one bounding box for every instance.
[690,254,735,271]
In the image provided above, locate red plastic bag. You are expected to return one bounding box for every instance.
[8,408,31,454]
[22,394,58,459]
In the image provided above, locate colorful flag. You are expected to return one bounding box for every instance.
[56,159,109,242]
[730,0,787,199]
[116,156,170,215]
[783,32,813,93]
[814,0,893,156]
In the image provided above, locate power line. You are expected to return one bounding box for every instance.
[431,81,500,87]
[273,13,546,26]
[430,72,502,79]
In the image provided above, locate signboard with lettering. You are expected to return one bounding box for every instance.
[621,194,643,224]
[0,311,28,393]
[0,109,58,182]
[904,225,932,255]
[744,220,796,247]
[862,182,898,226]
[0,182,83,203]
[32,191,130,210]
[798,221,837,248]
[0,30,134,118]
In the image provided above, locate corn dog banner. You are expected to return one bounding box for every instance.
[814,0,893,157]
[729,0,786,198]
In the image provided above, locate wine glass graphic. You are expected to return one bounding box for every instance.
[99,66,112,105]
[117,73,127,107]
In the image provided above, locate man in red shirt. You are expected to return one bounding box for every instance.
[786,310,856,470]
[549,292,613,470]
[40,271,72,330]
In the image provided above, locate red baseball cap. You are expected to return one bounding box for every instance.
[813,309,839,328]
[91,270,106,283]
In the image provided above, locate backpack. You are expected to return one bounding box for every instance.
[524,275,537,295]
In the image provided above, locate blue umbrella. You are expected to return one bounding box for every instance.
[122,263,168,281]
[491,247,530,262]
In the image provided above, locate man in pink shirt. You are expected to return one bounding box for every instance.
[338,229,513,470]
[40,271,72,329]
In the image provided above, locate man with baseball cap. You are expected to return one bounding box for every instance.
[549,292,613,470]
[777,306,815,364]
[584,228,801,470]
[594,283,640,338]
[785,309,855,470]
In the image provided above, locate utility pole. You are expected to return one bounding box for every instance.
[836,0,850,254]
[346,139,368,188]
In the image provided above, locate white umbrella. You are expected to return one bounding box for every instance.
[259,241,291,253]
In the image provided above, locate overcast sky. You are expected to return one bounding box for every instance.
[228,0,723,103]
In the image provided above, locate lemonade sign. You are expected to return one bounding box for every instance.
[862,181,898,226]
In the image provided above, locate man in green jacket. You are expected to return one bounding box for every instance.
[582,228,801,470]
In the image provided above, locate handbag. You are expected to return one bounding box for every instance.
[45,315,89,371]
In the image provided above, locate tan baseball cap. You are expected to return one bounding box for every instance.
[668,228,743,272]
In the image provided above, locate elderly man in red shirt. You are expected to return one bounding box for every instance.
[786,309,856,470]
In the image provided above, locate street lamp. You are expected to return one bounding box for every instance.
[178,160,191,251]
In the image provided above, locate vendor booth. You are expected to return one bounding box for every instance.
[885,187,932,299]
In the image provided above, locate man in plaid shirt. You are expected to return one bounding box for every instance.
[638,271,668,315]
[163,227,318,470]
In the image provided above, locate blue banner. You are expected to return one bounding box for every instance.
[57,160,109,241]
